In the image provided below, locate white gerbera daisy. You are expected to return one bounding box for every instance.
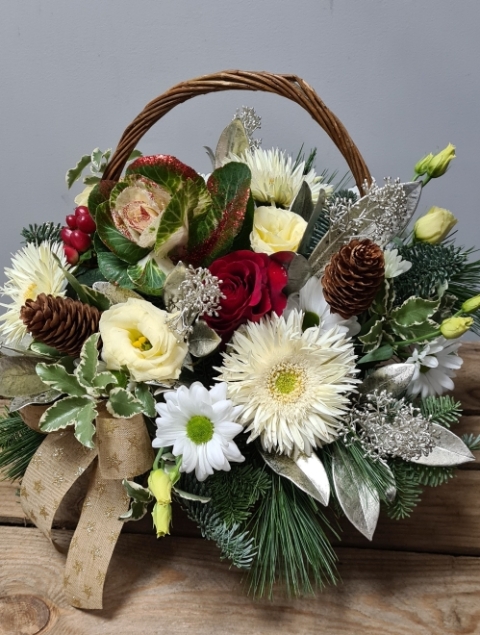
[225,147,332,208]
[406,337,463,399]
[217,310,357,456]
[383,249,412,279]
[0,242,70,348]
[153,382,245,482]
[285,276,360,337]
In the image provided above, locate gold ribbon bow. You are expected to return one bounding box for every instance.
[19,402,153,609]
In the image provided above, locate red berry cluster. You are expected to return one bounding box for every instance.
[61,206,96,265]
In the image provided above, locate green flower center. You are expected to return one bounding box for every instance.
[186,415,214,445]
[268,362,307,403]
[302,311,320,331]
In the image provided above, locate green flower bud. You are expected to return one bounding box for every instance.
[414,152,434,176]
[440,316,473,339]
[462,295,480,313]
[426,143,456,179]
[414,206,457,244]
[148,469,172,504]
[152,502,172,538]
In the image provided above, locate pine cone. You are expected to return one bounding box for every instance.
[21,293,101,357]
[322,239,385,319]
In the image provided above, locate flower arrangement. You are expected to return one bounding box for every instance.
[0,72,479,610]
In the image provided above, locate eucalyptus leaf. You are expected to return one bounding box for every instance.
[61,266,111,312]
[107,387,144,419]
[36,363,86,397]
[290,181,314,221]
[0,357,51,398]
[411,424,475,466]
[331,445,380,540]
[92,281,143,304]
[260,449,330,506]
[189,320,222,357]
[298,189,327,256]
[357,344,394,365]
[358,363,416,399]
[270,252,312,295]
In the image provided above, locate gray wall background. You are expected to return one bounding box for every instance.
[1,1,479,332]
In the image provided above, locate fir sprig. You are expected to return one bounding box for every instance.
[0,409,44,480]
[248,474,338,598]
[21,222,62,246]
[420,396,462,428]
[462,433,480,451]
[385,460,423,520]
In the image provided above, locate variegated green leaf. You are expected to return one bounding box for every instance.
[391,297,440,327]
[134,383,156,418]
[39,395,96,446]
[76,334,100,388]
[36,363,86,397]
[107,388,144,419]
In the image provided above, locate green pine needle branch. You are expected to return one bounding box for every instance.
[420,396,462,428]
[21,222,62,246]
[0,409,44,480]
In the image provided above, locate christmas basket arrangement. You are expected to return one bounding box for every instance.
[0,71,479,610]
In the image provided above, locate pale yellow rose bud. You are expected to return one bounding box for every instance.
[414,153,434,176]
[414,207,457,244]
[152,502,172,538]
[148,469,172,504]
[426,143,456,179]
[440,316,473,339]
[250,205,308,255]
[74,184,95,207]
[462,295,480,313]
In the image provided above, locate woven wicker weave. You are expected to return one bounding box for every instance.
[102,70,372,193]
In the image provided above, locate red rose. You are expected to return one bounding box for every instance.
[205,250,288,340]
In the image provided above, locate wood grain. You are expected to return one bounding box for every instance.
[0,527,479,635]
[451,342,480,414]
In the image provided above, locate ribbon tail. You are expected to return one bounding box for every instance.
[64,462,130,609]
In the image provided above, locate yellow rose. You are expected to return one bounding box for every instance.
[426,143,456,179]
[414,207,457,244]
[250,205,308,255]
[99,298,188,382]
[152,502,172,538]
[440,316,473,339]
[148,469,172,504]
[462,295,480,313]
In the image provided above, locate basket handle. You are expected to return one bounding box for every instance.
[102,70,371,193]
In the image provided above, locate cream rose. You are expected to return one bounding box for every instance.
[250,205,308,255]
[99,298,188,382]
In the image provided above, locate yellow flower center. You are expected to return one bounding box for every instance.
[131,335,152,351]
[268,362,306,403]
[23,282,38,302]
[186,415,214,445]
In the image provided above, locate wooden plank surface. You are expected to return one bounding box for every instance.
[1,527,480,635]
[0,342,479,633]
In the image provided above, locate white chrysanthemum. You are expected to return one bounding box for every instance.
[285,276,360,337]
[0,242,70,348]
[225,147,332,208]
[384,249,412,279]
[217,310,358,456]
[406,337,463,399]
[153,382,245,482]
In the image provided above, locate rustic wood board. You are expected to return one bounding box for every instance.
[1,527,480,635]
[0,342,479,633]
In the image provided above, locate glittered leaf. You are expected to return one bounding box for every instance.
[127,154,202,195]
[188,163,251,267]
[106,387,144,419]
[332,445,380,540]
[134,383,156,418]
[96,202,150,265]
[411,424,475,466]
[36,363,86,397]
[0,357,51,398]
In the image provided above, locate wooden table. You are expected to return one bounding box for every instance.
[1,343,479,635]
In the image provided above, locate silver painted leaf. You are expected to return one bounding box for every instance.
[383,462,397,503]
[410,424,475,466]
[295,453,330,506]
[214,119,249,169]
[331,446,380,540]
[358,363,416,400]
[308,180,422,275]
[188,320,221,358]
[173,487,211,503]
[9,390,62,412]
[163,262,188,313]
[260,450,330,506]
[92,281,142,304]
[0,357,49,398]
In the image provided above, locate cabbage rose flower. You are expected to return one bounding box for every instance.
[99,298,188,382]
[250,205,307,255]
